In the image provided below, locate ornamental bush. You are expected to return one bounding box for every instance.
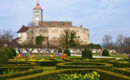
[0,48,8,64]
[10,48,17,57]
[0,48,17,64]
[102,49,109,56]
[82,49,92,59]
[5,48,17,59]
[63,49,71,56]
[6,48,14,59]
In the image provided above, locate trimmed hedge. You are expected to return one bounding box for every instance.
[56,62,113,70]
[0,68,43,80]
[63,49,71,56]
[7,68,130,80]
[107,59,130,68]
[0,49,8,64]
[111,68,130,76]
[0,66,34,70]
[0,48,17,64]
[112,62,130,68]
[102,49,109,56]
[66,58,116,62]
[36,61,58,66]
[82,49,92,59]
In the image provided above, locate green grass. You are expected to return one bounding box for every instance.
[93,53,129,59]
[42,67,56,72]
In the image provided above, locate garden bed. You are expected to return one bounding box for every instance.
[56,62,113,69]
[7,69,130,80]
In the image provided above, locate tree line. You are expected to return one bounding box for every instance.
[102,34,130,54]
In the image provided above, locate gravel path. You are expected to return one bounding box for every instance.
[71,54,121,59]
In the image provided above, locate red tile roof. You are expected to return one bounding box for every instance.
[17,25,29,33]
[34,3,42,10]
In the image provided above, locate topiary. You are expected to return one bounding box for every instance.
[82,49,92,59]
[0,48,8,64]
[102,49,109,56]
[63,49,71,56]
[5,48,14,59]
[10,48,17,57]
[58,48,62,53]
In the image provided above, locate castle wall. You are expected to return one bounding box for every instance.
[47,26,89,46]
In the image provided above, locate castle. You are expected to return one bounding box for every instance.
[17,2,90,47]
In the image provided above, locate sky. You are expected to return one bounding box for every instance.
[0,0,130,44]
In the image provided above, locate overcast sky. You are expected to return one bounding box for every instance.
[0,0,130,44]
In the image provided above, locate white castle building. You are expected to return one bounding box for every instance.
[17,2,90,47]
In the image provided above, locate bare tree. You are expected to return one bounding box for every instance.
[123,37,130,62]
[116,34,124,52]
[123,37,130,53]
[0,30,16,47]
[59,29,80,48]
[0,30,15,41]
[102,35,113,49]
[22,40,35,54]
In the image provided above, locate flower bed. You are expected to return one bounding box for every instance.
[56,62,113,69]
[7,69,130,80]
[0,68,43,80]
[59,71,100,80]
[0,66,34,75]
[117,59,129,64]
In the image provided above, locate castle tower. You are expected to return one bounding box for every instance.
[33,2,43,26]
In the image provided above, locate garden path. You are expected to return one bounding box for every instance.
[71,54,121,59]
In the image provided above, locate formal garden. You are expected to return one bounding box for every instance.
[0,47,129,80]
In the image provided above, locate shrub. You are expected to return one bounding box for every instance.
[63,49,71,56]
[0,48,8,64]
[4,48,17,59]
[7,69,130,80]
[6,48,14,59]
[102,49,109,56]
[58,48,62,53]
[0,68,43,80]
[0,48,16,64]
[56,62,113,70]
[10,48,17,57]
[82,49,92,59]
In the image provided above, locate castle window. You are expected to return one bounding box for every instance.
[47,23,51,25]
[35,11,39,13]
[60,22,64,26]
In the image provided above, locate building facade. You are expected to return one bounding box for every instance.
[17,2,90,47]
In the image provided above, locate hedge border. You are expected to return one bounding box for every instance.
[114,68,130,73]
[7,68,130,80]
[0,67,43,80]
[65,58,116,62]
[56,62,113,69]
[111,68,130,76]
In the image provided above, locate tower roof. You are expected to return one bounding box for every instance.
[34,2,42,10]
